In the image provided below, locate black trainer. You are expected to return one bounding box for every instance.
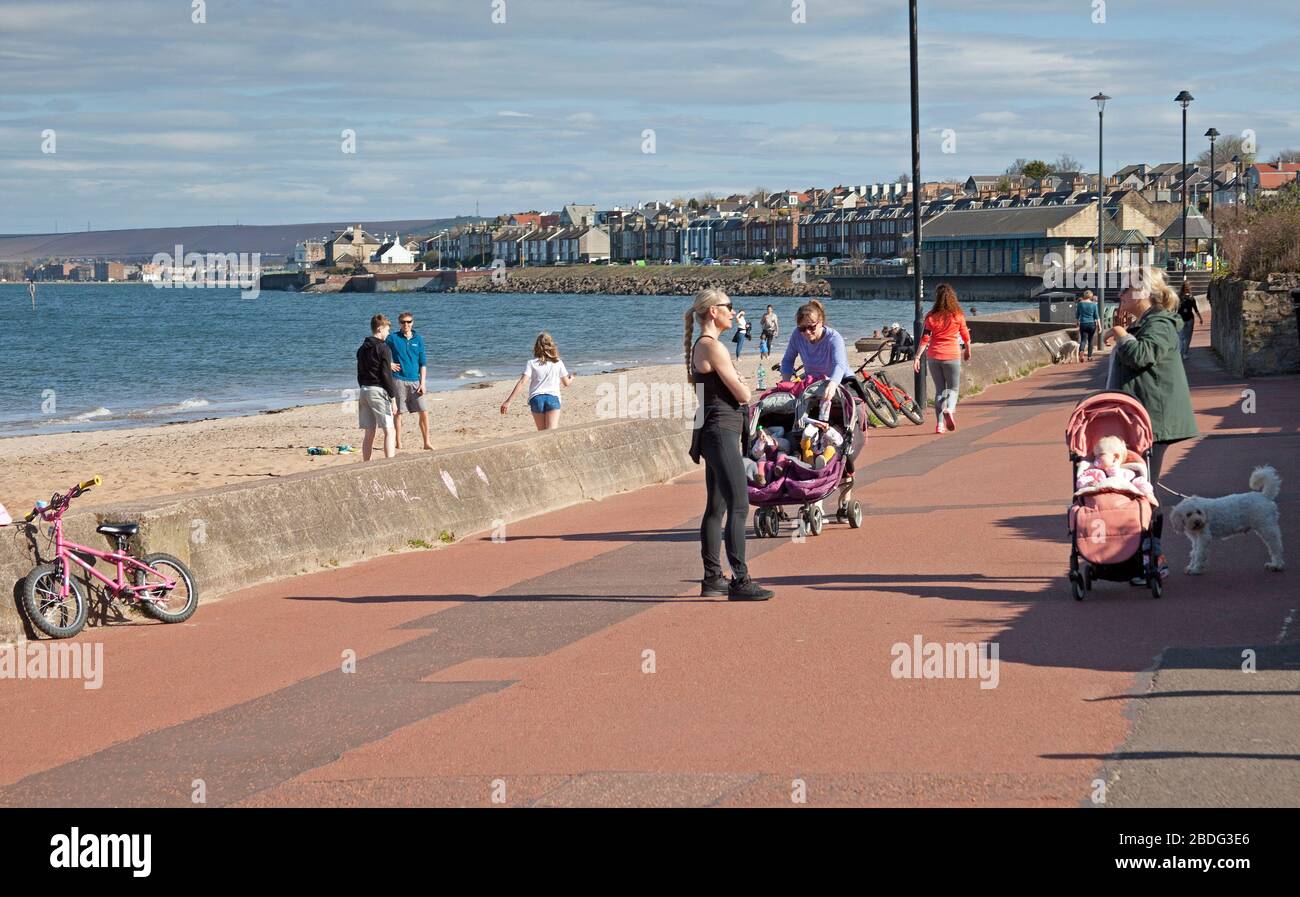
[700,574,730,597]
[727,576,774,601]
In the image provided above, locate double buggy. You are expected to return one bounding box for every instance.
[744,377,868,537]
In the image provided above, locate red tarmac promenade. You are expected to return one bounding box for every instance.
[2,325,1296,807]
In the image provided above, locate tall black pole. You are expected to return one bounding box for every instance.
[1097,104,1104,321]
[1207,130,1217,270]
[1180,104,1188,283]
[909,0,925,406]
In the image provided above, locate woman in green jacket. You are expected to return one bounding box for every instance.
[1104,267,1198,584]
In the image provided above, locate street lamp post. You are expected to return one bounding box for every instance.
[1205,128,1219,272]
[1175,91,1194,283]
[909,0,925,406]
[1231,153,1242,208]
[1092,93,1110,329]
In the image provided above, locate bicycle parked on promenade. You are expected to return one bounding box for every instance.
[854,359,925,427]
[20,477,198,639]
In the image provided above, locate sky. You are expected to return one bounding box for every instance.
[2,0,1298,233]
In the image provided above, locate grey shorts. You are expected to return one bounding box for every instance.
[393,378,428,413]
[357,385,394,430]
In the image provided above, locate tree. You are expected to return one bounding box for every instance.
[995,176,1013,193]
[1022,160,1051,181]
[1272,148,1300,164]
[1054,154,1082,173]
[1195,134,1256,169]
[1004,158,1030,176]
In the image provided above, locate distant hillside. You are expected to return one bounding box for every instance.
[0,217,484,262]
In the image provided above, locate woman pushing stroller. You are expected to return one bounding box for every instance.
[779,300,856,506]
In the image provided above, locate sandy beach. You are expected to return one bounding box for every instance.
[0,362,700,511]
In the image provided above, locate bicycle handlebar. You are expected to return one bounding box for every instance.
[24,475,102,524]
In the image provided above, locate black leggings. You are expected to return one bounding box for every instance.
[699,425,749,580]
[1078,324,1096,357]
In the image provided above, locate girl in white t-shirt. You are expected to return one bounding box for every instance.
[500,332,576,430]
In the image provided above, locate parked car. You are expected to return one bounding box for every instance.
[813,257,830,266]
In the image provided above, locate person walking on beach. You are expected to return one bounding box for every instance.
[1105,267,1199,585]
[759,305,779,360]
[686,288,773,601]
[386,311,432,450]
[1176,279,1205,360]
[1076,290,1100,361]
[732,308,751,358]
[913,284,971,434]
[356,314,400,461]
[500,332,575,430]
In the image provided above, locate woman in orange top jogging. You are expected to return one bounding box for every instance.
[913,283,972,434]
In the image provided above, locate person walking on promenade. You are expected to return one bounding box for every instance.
[356,314,400,461]
[732,308,751,358]
[759,305,779,360]
[1176,279,1205,360]
[1076,290,1100,361]
[686,288,773,601]
[1105,267,1199,585]
[779,299,851,397]
[385,311,433,450]
[500,331,575,430]
[913,284,971,434]
[780,299,855,505]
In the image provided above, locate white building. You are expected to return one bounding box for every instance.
[373,234,416,264]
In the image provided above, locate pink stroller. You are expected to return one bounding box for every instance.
[745,377,867,537]
[1066,391,1163,600]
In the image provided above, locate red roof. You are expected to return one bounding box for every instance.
[1257,171,1298,190]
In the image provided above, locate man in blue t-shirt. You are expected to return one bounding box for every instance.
[385,311,432,450]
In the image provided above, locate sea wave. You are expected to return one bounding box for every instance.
[455,369,487,379]
[123,397,213,419]
[72,407,112,421]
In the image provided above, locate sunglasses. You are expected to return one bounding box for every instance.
[714,303,733,311]
[798,321,820,333]
[400,320,413,325]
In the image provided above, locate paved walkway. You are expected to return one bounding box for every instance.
[1,325,1296,807]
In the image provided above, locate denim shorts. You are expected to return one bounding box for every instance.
[528,393,561,413]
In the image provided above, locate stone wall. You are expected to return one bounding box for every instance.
[1210,274,1300,376]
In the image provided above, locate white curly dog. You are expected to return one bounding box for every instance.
[1169,466,1285,575]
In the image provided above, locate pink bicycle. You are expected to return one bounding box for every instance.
[20,476,198,639]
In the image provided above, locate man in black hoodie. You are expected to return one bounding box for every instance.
[356,314,400,460]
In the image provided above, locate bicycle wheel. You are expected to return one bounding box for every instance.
[886,379,925,425]
[134,553,199,623]
[864,382,899,427]
[22,563,89,639]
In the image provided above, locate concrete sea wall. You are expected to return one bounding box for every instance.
[3,416,697,644]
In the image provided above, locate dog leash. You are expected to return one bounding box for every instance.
[1157,482,1191,500]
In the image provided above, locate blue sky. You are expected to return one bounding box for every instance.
[2,0,1298,232]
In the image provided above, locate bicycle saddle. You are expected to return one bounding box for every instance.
[97,522,139,536]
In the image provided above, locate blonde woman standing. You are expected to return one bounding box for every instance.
[686,289,773,601]
[1105,267,1199,585]
[501,332,575,430]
